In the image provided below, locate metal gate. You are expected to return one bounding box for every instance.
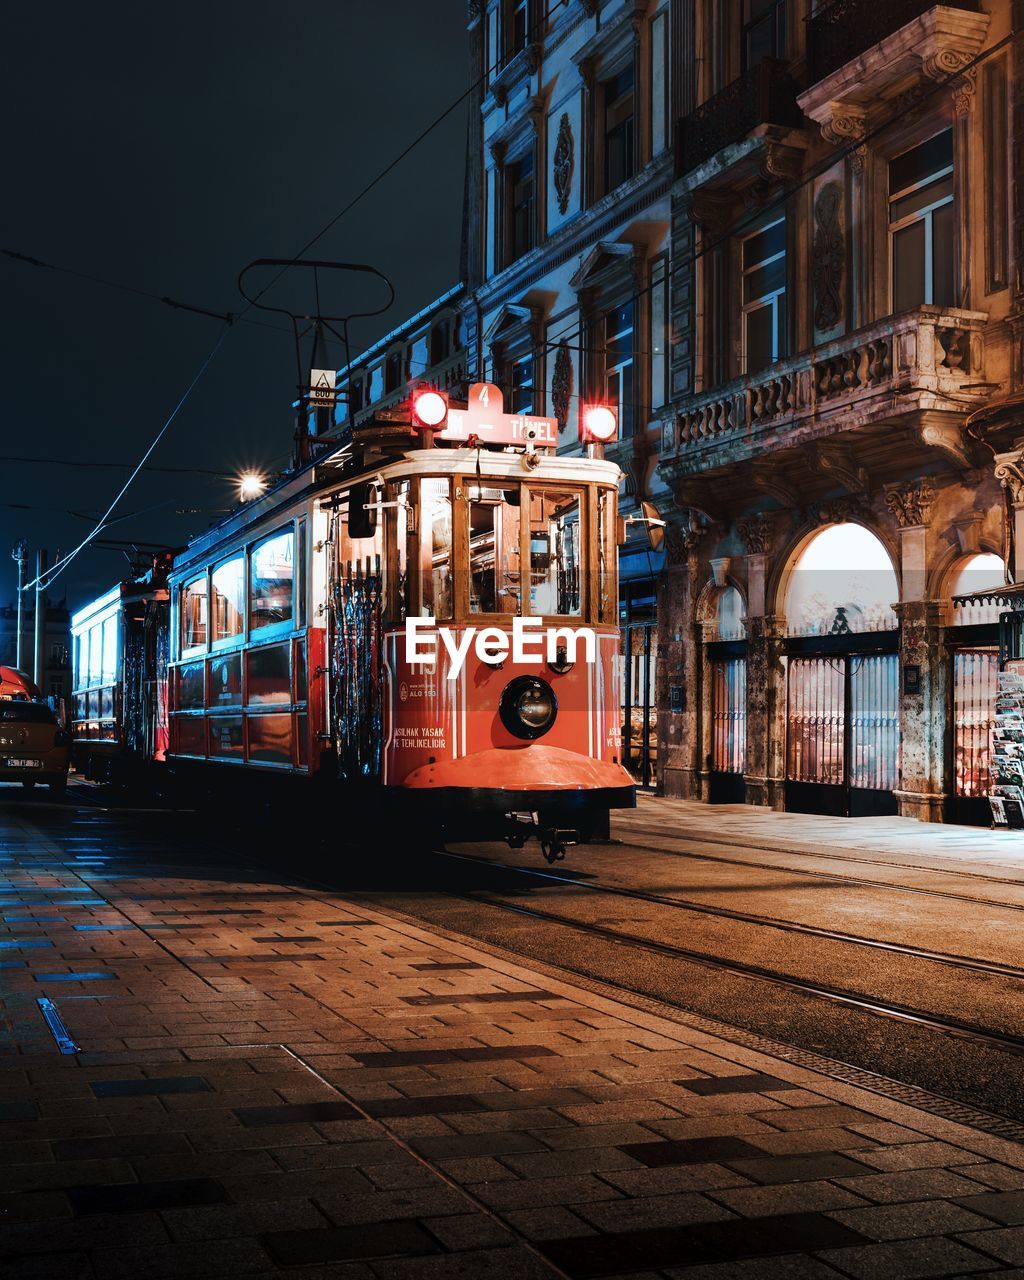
[949,648,997,825]
[786,653,898,816]
[709,657,746,802]
[622,622,656,786]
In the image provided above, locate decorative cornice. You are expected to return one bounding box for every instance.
[815,441,868,497]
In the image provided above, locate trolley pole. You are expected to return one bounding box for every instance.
[33,548,47,689]
[11,540,27,671]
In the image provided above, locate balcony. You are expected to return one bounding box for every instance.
[808,0,982,85]
[676,59,805,189]
[659,306,989,479]
[799,3,989,142]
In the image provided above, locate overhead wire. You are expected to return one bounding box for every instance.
[19,6,526,596]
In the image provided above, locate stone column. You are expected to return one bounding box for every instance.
[886,480,945,823]
[735,517,785,810]
[656,521,702,799]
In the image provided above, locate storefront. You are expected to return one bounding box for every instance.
[619,545,663,787]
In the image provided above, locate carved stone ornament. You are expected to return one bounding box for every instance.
[821,106,867,174]
[737,515,772,556]
[995,456,1024,506]
[551,340,573,432]
[812,182,843,332]
[553,113,574,216]
[884,478,935,528]
[804,496,869,527]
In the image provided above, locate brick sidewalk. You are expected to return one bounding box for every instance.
[2,807,1024,1278]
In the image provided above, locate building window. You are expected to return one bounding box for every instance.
[603,300,634,438]
[384,349,404,394]
[506,151,535,264]
[504,0,531,63]
[509,352,534,414]
[742,0,786,69]
[603,66,636,194]
[889,129,954,312]
[49,642,68,667]
[650,256,668,411]
[430,319,452,366]
[742,217,787,374]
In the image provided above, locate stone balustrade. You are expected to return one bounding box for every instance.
[662,306,988,458]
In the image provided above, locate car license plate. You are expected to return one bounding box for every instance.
[6,759,41,768]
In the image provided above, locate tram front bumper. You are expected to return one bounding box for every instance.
[397,744,636,816]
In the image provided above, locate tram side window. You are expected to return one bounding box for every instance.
[181,576,208,651]
[212,557,244,641]
[250,529,293,632]
[101,616,118,685]
[420,478,453,619]
[529,489,582,617]
[469,488,521,614]
[88,623,103,683]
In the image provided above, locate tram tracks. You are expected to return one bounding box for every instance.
[420,882,1024,1058]
[433,848,1024,982]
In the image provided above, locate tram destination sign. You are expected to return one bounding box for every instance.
[440,381,558,448]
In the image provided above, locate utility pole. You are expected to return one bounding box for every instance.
[33,548,47,689]
[11,539,27,670]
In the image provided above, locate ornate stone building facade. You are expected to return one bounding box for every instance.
[462,0,1020,822]
[659,0,1021,823]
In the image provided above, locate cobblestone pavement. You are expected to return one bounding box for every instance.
[2,802,1024,1279]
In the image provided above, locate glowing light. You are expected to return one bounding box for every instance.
[580,404,617,442]
[412,388,448,429]
[785,523,898,636]
[238,473,267,502]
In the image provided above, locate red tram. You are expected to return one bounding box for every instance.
[71,385,635,857]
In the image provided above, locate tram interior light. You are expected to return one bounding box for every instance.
[411,388,448,431]
[238,473,267,502]
[579,404,618,444]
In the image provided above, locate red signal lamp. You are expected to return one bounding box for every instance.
[579,403,618,444]
[411,387,448,431]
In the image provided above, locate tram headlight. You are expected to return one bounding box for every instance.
[500,676,557,740]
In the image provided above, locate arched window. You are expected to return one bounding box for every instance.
[784,524,898,636]
[717,585,745,640]
[949,553,1005,626]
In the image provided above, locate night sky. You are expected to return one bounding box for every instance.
[3,1,469,612]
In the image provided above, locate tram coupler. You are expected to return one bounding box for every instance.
[505,812,579,863]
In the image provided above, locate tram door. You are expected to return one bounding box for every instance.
[709,658,746,802]
[786,653,899,816]
[948,649,997,825]
[622,622,657,786]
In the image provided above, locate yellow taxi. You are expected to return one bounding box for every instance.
[0,700,70,796]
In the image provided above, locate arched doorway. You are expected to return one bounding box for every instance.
[708,585,747,802]
[782,523,900,816]
[947,553,1004,825]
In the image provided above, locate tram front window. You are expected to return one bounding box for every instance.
[529,489,582,617]
[420,478,453,619]
[469,488,521,614]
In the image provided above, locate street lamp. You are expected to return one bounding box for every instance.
[238,473,267,502]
